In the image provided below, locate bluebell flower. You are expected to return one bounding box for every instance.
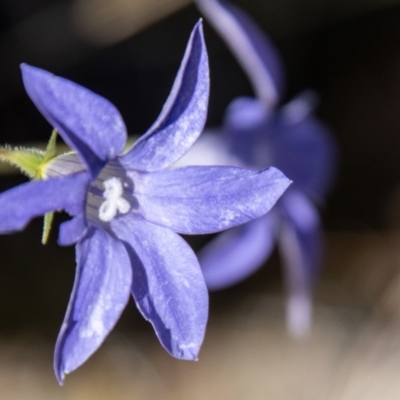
[0,21,291,382]
[195,0,337,336]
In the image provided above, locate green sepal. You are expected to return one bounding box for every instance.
[36,129,59,179]
[0,130,63,244]
[43,129,58,163]
[40,131,60,243]
[0,130,60,179]
[42,211,54,245]
[0,146,44,179]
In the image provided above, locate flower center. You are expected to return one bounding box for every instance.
[98,177,130,222]
[86,162,132,224]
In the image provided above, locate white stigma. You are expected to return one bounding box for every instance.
[98,177,131,222]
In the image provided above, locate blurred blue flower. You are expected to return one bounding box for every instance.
[0,21,291,382]
[196,0,337,336]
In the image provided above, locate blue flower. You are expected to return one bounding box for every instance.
[0,21,291,383]
[195,0,337,336]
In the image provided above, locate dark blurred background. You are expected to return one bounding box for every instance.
[2,0,400,398]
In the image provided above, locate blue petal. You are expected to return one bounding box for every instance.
[120,20,209,171]
[54,227,132,384]
[21,64,127,178]
[196,0,284,104]
[58,212,87,246]
[0,172,88,234]
[278,189,322,338]
[110,216,208,360]
[200,213,278,289]
[133,165,291,234]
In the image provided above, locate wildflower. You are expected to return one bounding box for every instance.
[195,0,337,336]
[0,21,291,383]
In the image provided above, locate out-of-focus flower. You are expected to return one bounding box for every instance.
[195,0,337,337]
[0,21,291,383]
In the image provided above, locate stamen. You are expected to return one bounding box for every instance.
[98,177,131,222]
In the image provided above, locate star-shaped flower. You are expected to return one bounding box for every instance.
[0,21,291,383]
[195,0,337,336]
